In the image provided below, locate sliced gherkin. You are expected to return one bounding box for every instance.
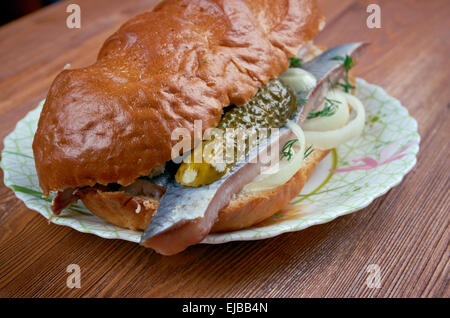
[176,79,298,187]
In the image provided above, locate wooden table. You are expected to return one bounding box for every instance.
[0,0,448,298]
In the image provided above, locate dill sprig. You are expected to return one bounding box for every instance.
[281,139,298,160]
[331,55,355,72]
[289,57,302,68]
[281,140,315,161]
[307,97,341,119]
[304,145,314,159]
[330,55,356,93]
[337,80,355,92]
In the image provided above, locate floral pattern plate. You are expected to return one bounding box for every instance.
[1,79,420,245]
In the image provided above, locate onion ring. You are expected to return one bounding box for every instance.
[302,90,349,131]
[244,120,306,192]
[304,92,365,150]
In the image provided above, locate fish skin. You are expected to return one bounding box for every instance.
[141,43,368,254]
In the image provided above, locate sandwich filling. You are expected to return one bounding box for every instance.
[175,64,365,191]
[51,57,366,217]
[175,78,298,187]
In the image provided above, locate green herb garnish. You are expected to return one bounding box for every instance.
[331,55,355,72]
[337,80,355,92]
[304,145,314,159]
[281,140,315,161]
[289,57,302,68]
[281,139,298,160]
[330,55,356,93]
[307,97,341,119]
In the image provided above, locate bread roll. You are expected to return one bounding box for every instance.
[78,149,330,232]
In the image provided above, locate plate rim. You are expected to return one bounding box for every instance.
[1,78,420,245]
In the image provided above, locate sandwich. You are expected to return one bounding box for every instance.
[33,0,367,255]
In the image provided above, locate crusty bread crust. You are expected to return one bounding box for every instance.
[33,0,324,196]
[78,149,330,232]
[212,148,330,232]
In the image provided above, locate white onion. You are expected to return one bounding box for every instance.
[243,120,306,192]
[279,68,317,94]
[304,92,365,150]
[242,92,365,192]
[302,90,349,131]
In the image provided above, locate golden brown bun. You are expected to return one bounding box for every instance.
[78,149,330,233]
[33,0,324,196]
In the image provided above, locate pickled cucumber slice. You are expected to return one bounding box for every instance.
[176,79,298,187]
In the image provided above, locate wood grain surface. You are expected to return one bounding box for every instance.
[0,0,448,298]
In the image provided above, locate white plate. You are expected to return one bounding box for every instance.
[1,79,420,244]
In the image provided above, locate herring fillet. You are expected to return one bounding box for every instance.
[141,43,368,255]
